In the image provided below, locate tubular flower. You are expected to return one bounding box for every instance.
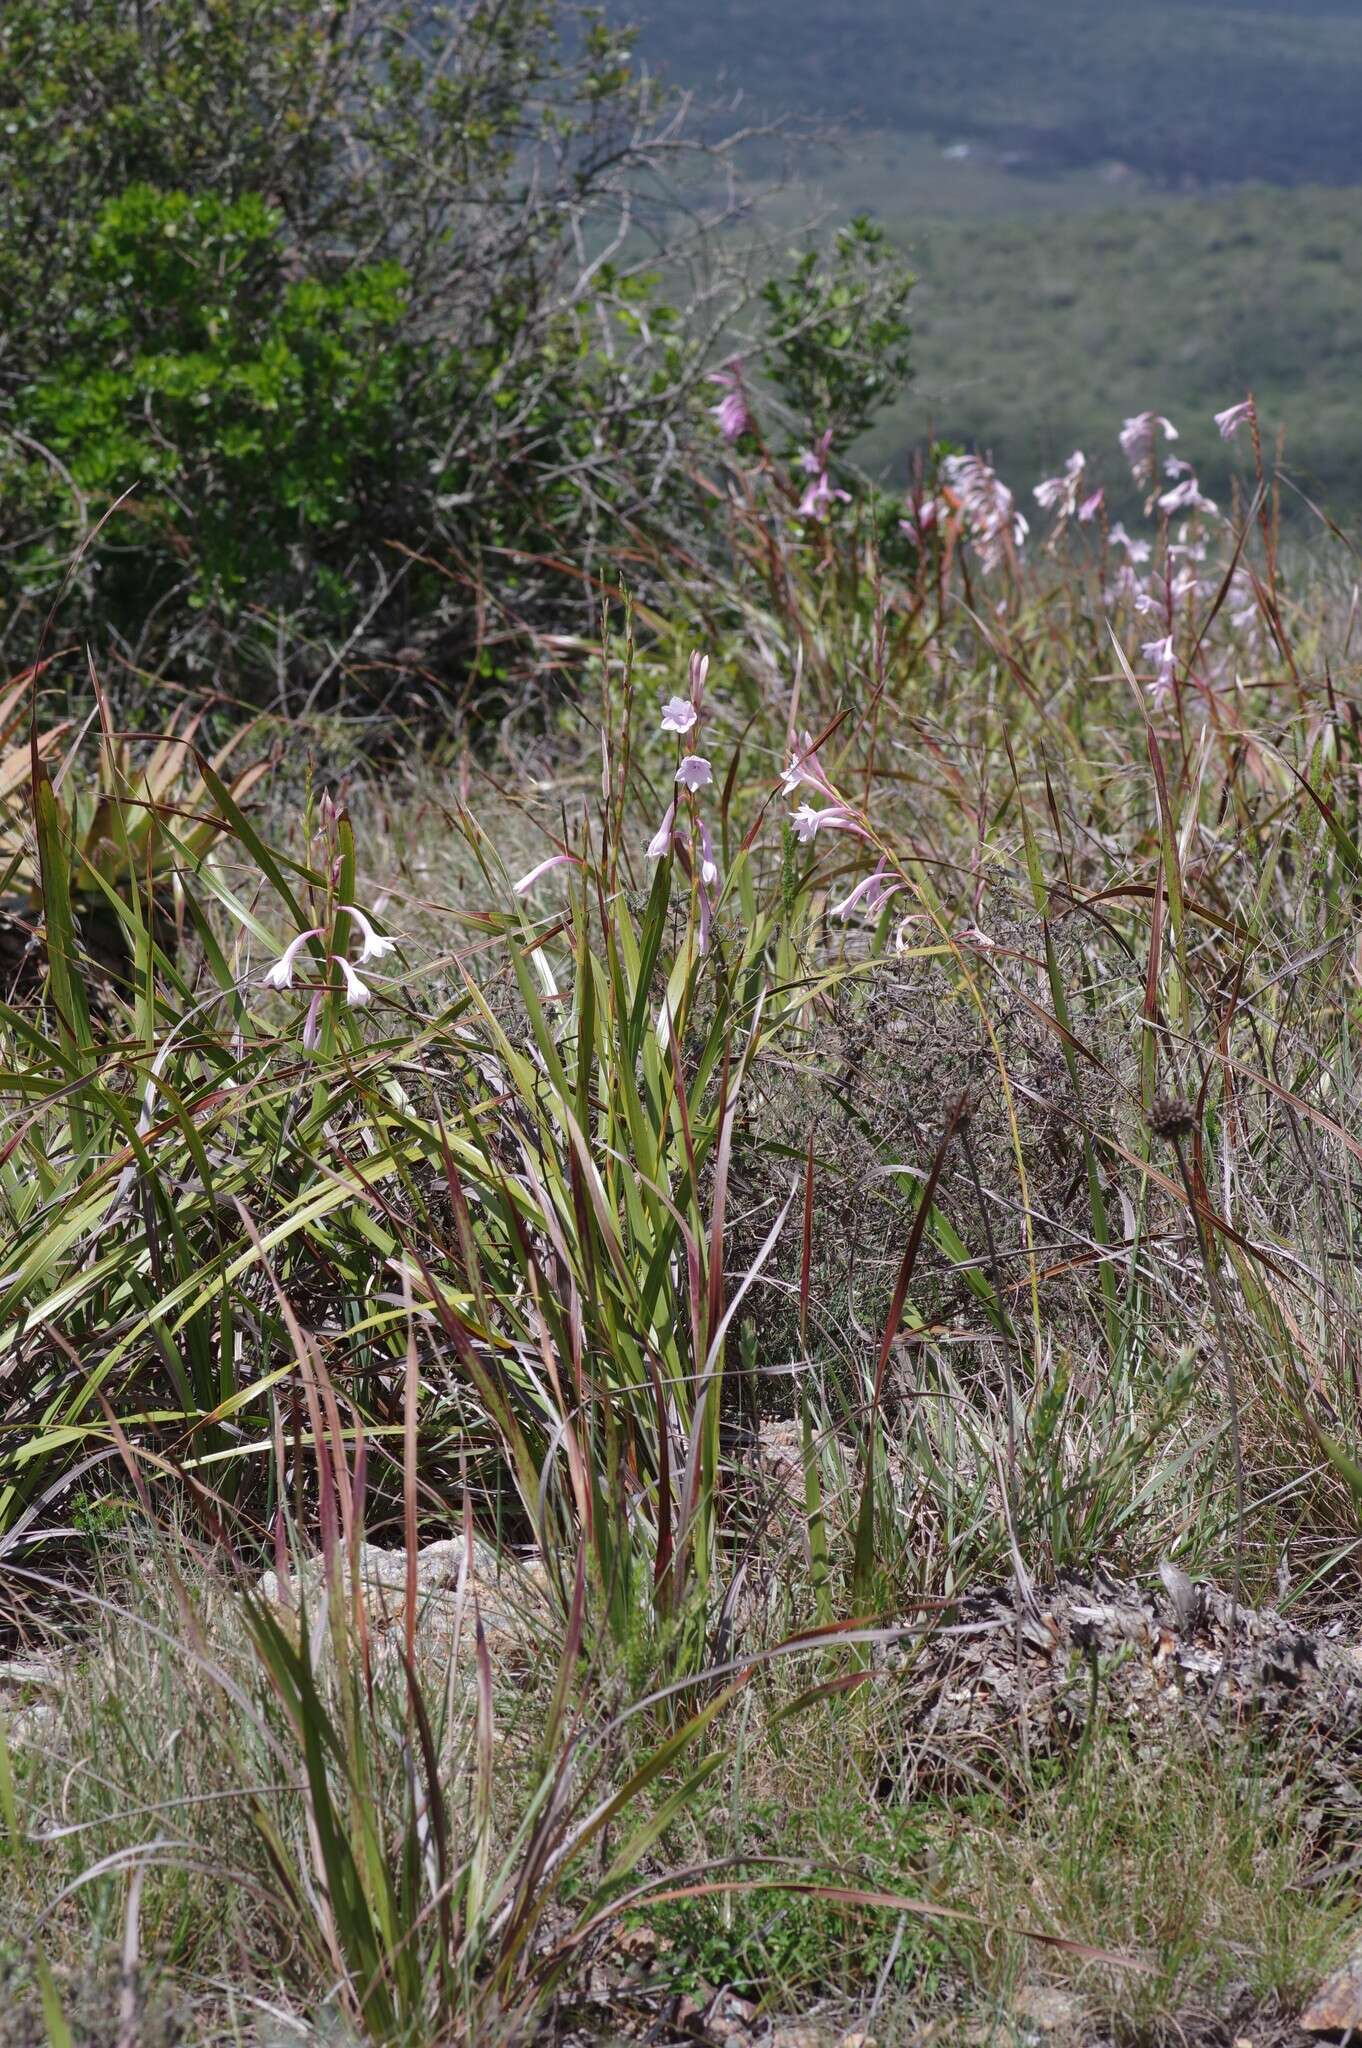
[781,731,834,799]
[1120,412,1179,492]
[709,361,751,442]
[1142,635,1178,705]
[301,989,324,1050]
[513,853,576,895]
[1215,398,1255,441]
[899,494,947,545]
[790,801,865,844]
[660,694,698,735]
[798,468,852,521]
[1108,522,1151,564]
[675,754,713,792]
[1158,475,1218,519]
[263,928,322,990]
[334,956,372,1008]
[1034,450,1088,522]
[831,860,898,922]
[696,815,720,890]
[940,453,1027,571]
[647,801,678,861]
[342,903,398,962]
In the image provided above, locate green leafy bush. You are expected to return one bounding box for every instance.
[22,185,417,630]
[0,1,704,704]
[758,215,914,446]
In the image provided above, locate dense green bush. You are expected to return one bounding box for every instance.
[0,1,704,704]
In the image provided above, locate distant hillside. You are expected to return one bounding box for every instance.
[870,183,1362,522]
[630,0,1362,189]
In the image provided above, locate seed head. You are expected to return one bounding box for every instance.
[1149,1092,1197,1141]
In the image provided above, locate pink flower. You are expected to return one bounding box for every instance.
[342,903,397,963]
[660,694,698,735]
[1215,398,1255,441]
[675,754,713,792]
[302,989,324,1050]
[689,650,710,700]
[697,884,713,953]
[781,731,834,800]
[1078,487,1105,523]
[1158,475,1218,519]
[1120,412,1179,491]
[790,802,864,844]
[1104,562,1147,611]
[1142,635,1178,705]
[696,816,720,890]
[798,469,851,521]
[513,853,576,894]
[263,927,322,990]
[800,429,835,476]
[334,956,372,1008]
[1108,522,1151,564]
[1034,450,1087,520]
[940,453,1027,571]
[831,861,898,921]
[900,494,947,545]
[647,801,678,860]
[708,361,751,442]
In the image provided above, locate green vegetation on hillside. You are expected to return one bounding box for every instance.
[634,0,1362,188]
[630,0,1362,523]
[872,182,1362,518]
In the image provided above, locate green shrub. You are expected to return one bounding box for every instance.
[22,184,418,631]
[0,1,701,705]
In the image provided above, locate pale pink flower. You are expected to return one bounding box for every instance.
[800,430,835,476]
[790,802,864,843]
[1120,412,1178,491]
[1158,475,1218,519]
[696,816,720,890]
[940,453,1027,571]
[675,754,713,792]
[832,860,898,921]
[263,927,322,990]
[302,989,324,1050]
[342,903,397,963]
[513,853,576,895]
[781,731,833,799]
[1104,562,1147,611]
[1228,566,1260,633]
[660,694,698,735]
[1033,450,1087,521]
[647,801,678,860]
[798,469,852,521]
[708,361,751,442]
[900,494,947,545]
[335,956,372,1008]
[1215,398,1255,441]
[1078,487,1105,523]
[1108,522,1151,563]
[1142,635,1178,705]
[688,650,710,700]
